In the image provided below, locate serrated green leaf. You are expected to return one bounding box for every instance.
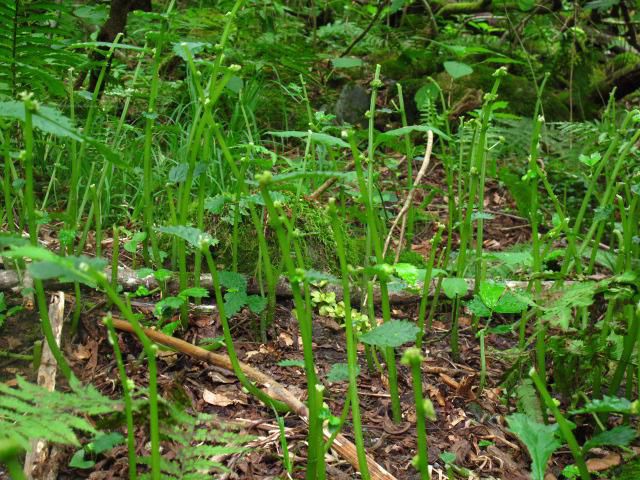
[224,290,247,317]
[506,413,561,480]
[88,432,125,455]
[582,426,636,454]
[326,363,360,383]
[218,271,247,291]
[571,395,634,415]
[246,295,267,314]
[179,287,209,299]
[359,320,419,348]
[466,296,492,317]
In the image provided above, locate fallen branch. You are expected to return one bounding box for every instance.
[0,267,590,304]
[110,318,397,480]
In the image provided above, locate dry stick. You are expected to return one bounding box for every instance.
[383,130,434,260]
[24,292,65,480]
[110,318,397,480]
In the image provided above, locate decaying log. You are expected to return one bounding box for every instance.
[0,267,586,304]
[111,318,397,480]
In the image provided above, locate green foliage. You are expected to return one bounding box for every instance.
[442,278,468,299]
[138,408,252,479]
[0,376,120,450]
[69,432,125,469]
[0,292,22,330]
[326,362,360,383]
[359,320,419,348]
[541,283,598,330]
[506,413,561,480]
[0,0,83,98]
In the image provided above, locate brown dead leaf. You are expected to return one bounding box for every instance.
[427,384,446,407]
[586,452,621,472]
[156,349,179,366]
[456,374,476,400]
[203,389,247,407]
[278,332,294,347]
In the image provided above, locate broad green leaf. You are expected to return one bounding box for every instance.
[173,41,210,60]
[582,426,636,454]
[541,282,597,330]
[154,297,184,317]
[442,278,468,299]
[0,101,81,141]
[517,0,535,11]
[87,432,125,455]
[443,61,473,79]
[571,395,636,415]
[506,413,561,480]
[359,320,419,348]
[267,131,349,148]
[479,282,506,310]
[168,163,188,183]
[204,195,226,214]
[69,449,94,469]
[161,320,181,336]
[136,268,154,278]
[377,124,451,142]
[153,269,173,282]
[515,380,543,423]
[157,226,216,249]
[326,363,360,383]
[578,152,601,167]
[394,263,419,286]
[179,287,209,299]
[331,57,363,69]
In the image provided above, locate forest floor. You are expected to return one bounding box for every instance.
[0,159,586,480]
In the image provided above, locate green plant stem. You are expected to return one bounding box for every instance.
[259,177,322,479]
[1,128,15,231]
[417,224,444,348]
[23,99,73,382]
[202,247,288,412]
[530,368,590,480]
[104,315,137,480]
[403,349,430,480]
[329,199,370,479]
[100,284,160,480]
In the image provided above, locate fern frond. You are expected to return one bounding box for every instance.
[0,0,84,99]
[0,376,121,450]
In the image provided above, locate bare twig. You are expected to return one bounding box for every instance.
[383,129,434,258]
[110,318,397,480]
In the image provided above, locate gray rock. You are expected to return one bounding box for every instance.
[335,83,370,126]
